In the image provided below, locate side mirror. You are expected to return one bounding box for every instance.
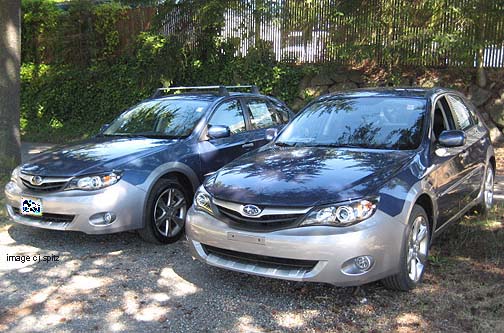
[99,124,110,134]
[438,130,466,147]
[265,128,278,141]
[208,125,230,139]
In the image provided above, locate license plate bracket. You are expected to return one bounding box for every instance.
[227,232,265,245]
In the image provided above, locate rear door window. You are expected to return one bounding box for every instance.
[245,99,287,129]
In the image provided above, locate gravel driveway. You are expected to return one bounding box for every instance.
[1,144,503,332]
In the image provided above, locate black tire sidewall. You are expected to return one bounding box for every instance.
[144,178,190,244]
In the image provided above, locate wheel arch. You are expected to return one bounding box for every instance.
[489,155,496,174]
[159,171,196,199]
[414,193,435,239]
[140,162,200,228]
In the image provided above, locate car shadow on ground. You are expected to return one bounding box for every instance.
[1,144,501,331]
[2,210,503,332]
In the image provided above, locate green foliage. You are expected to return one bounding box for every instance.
[21,61,152,142]
[134,32,186,88]
[21,0,60,64]
[20,42,304,143]
[92,2,127,61]
[22,0,129,66]
[216,40,303,101]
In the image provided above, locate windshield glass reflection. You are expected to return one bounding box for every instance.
[276,97,426,150]
[104,99,210,138]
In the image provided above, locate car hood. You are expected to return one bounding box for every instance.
[206,146,415,207]
[20,137,179,177]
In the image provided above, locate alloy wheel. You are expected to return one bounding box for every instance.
[153,188,187,238]
[407,216,429,282]
[484,169,494,209]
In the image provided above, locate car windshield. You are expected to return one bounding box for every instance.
[275,97,426,150]
[103,99,210,138]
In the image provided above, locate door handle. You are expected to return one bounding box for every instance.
[242,142,254,149]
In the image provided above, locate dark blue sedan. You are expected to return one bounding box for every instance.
[4,86,292,244]
[186,88,495,291]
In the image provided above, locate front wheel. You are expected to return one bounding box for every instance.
[475,164,494,216]
[139,178,190,244]
[382,205,430,291]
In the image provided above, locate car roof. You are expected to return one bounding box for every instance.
[318,87,455,101]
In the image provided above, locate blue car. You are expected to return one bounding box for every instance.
[4,86,292,244]
[186,88,495,291]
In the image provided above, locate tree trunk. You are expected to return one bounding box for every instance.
[253,0,262,46]
[475,15,487,88]
[0,0,21,174]
[476,47,487,88]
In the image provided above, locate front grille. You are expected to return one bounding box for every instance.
[13,207,75,224]
[202,244,318,270]
[217,206,301,224]
[19,173,71,193]
[213,201,307,231]
[21,179,68,192]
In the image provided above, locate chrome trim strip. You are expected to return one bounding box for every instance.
[212,198,311,218]
[19,173,73,184]
[439,165,484,198]
[434,195,481,235]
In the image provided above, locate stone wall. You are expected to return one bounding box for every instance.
[292,67,504,144]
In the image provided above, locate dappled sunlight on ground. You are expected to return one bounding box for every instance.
[0,200,503,331]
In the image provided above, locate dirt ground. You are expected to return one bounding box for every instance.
[0,146,503,332]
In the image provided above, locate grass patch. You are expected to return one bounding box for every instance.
[432,203,504,265]
[417,203,504,331]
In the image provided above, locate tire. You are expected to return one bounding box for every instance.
[382,205,430,291]
[139,177,191,244]
[475,164,494,217]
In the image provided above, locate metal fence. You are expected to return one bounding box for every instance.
[161,0,504,68]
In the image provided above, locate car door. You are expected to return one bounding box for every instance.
[241,97,291,148]
[428,95,467,227]
[198,98,255,175]
[445,94,486,207]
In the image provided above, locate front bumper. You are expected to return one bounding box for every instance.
[186,206,407,286]
[4,179,146,234]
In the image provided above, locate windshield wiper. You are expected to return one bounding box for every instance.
[103,133,185,139]
[138,134,186,139]
[275,141,297,147]
[308,143,371,148]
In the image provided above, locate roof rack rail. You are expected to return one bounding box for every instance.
[151,85,260,98]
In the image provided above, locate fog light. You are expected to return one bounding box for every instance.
[89,212,116,226]
[354,256,372,271]
[104,212,113,224]
[341,255,375,275]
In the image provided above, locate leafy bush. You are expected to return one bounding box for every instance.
[21,0,60,64]
[21,33,305,143]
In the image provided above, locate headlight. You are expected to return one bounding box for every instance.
[66,171,122,191]
[194,185,213,215]
[10,166,20,182]
[300,197,379,227]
